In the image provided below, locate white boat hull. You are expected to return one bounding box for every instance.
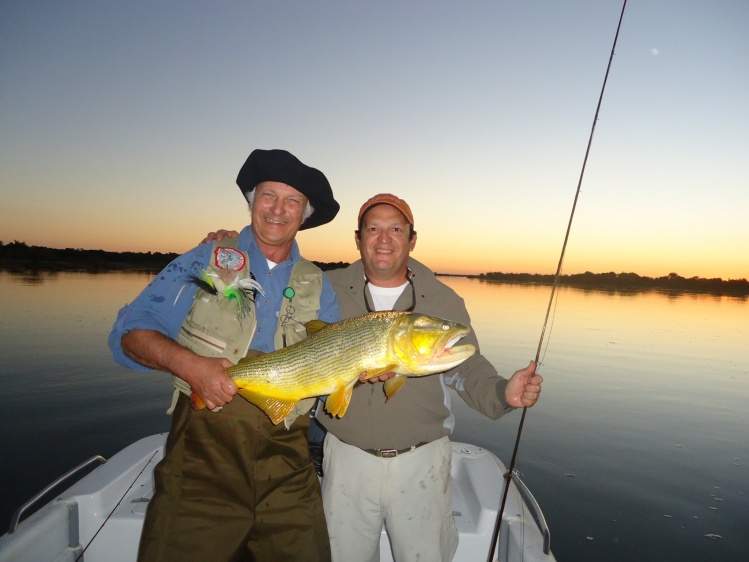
[0,434,555,562]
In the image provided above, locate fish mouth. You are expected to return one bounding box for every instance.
[429,329,475,364]
[393,313,476,374]
[434,334,461,358]
[432,328,470,356]
[445,334,464,350]
[434,343,475,361]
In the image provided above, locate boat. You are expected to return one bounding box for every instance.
[0,433,556,562]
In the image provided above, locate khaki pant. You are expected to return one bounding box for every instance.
[321,433,457,562]
[138,394,331,562]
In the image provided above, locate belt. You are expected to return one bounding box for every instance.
[361,442,428,458]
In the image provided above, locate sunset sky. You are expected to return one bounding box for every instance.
[2,1,747,280]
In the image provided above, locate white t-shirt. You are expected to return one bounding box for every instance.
[368,280,408,311]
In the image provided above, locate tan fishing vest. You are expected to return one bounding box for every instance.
[171,238,324,427]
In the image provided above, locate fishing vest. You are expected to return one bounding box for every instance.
[170,237,324,426]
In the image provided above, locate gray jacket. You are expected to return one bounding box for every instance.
[318,257,513,450]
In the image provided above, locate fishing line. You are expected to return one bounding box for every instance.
[538,285,560,367]
[487,1,628,560]
[75,450,159,562]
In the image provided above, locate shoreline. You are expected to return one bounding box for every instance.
[2,263,747,298]
[2,242,747,297]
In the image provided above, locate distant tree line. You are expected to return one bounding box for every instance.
[3,241,746,295]
[473,270,749,296]
[0,240,348,273]
[0,240,179,271]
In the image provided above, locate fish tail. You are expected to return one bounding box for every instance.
[190,391,208,410]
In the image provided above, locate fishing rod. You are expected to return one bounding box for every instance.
[486,1,628,560]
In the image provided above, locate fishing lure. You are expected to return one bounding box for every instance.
[176,267,265,321]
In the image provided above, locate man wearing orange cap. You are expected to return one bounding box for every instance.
[316,194,543,562]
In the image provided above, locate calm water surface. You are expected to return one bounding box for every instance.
[1,271,747,561]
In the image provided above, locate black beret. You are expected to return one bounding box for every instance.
[236,149,339,230]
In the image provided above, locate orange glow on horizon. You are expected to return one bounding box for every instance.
[4,222,747,282]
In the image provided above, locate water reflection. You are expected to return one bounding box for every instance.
[2,269,61,285]
[0,271,747,562]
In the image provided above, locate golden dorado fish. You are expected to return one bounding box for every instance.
[195,311,476,425]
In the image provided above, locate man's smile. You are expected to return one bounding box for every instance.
[264,216,288,225]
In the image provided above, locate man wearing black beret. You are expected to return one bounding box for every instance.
[109,149,340,561]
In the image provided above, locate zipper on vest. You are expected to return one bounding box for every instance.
[179,326,227,354]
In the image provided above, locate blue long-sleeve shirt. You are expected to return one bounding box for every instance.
[108,226,340,371]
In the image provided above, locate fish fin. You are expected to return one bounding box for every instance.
[190,391,207,410]
[325,380,357,418]
[236,388,297,425]
[383,375,408,401]
[362,365,397,380]
[304,319,330,336]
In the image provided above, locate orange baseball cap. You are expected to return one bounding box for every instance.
[357,193,414,226]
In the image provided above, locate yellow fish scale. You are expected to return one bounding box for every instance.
[228,311,400,401]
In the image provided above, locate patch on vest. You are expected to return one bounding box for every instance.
[214,247,246,271]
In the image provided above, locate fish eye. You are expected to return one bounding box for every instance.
[442,323,449,331]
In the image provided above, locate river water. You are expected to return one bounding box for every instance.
[0,270,746,561]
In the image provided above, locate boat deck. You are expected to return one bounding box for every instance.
[1,434,554,562]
